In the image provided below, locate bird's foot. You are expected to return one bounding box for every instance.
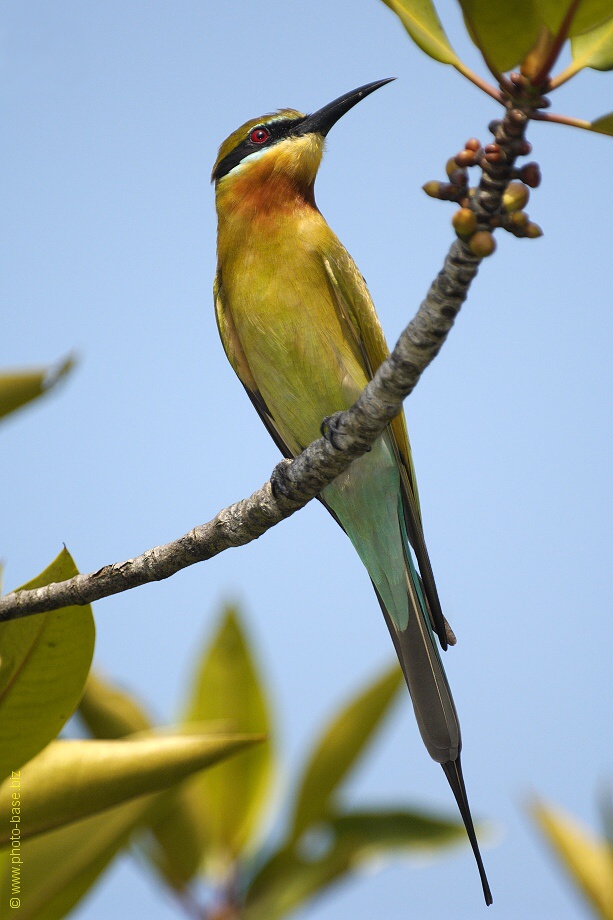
[320,413,345,449]
[270,459,294,500]
[321,412,371,452]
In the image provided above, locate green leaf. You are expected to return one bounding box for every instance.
[458,0,613,75]
[0,733,263,844]
[181,606,274,871]
[245,808,467,920]
[79,670,151,739]
[290,665,403,839]
[536,0,612,39]
[459,0,542,72]
[571,15,613,71]
[79,670,205,888]
[0,796,155,920]
[378,0,463,66]
[0,356,74,422]
[0,549,95,783]
[589,112,613,135]
[530,798,613,920]
[0,726,259,919]
[568,2,613,38]
[136,784,206,889]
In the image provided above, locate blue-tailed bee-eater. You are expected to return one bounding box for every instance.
[212,78,491,905]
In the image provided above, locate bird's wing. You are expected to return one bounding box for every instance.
[214,270,293,459]
[321,250,450,650]
[321,253,418,497]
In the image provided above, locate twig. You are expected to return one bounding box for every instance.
[453,60,504,103]
[1,89,537,624]
[530,109,592,131]
[0,242,480,622]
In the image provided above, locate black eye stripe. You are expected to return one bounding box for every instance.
[213,116,307,181]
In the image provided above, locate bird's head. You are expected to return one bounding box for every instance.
[212,78,394,214]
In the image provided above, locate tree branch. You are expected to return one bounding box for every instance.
[0,242,478,622]
[1,99,532,624]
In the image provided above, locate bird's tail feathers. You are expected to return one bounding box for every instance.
[442,758,493,906]
[372,576,460,765]
[373,573,493,907]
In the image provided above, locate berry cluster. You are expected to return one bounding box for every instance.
[423,127,543,258]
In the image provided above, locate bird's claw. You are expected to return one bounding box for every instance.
[320,413,345,449]
[321,412,371,452]
[270,459,294,500]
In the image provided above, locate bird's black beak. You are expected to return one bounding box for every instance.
[294,78,395,137]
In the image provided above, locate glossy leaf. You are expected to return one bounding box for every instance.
[0,356,74,422]
[572,15,613,71]
[379,0,462,66]
[590,113,613,135]
[459,0,541,72]
[245,809,466,920]
[537,0,613,39]
[181,606,274,870]
[0,797,154,920]
[290,665,403,839]
[0,733,263,844]
[459,0,613,75]
[137,783,206,889]
[79,670,205,887]
[567,2,613,38]
[79,670,152,739]
[0,851,8,895]
[0,549,95,783]
[0,725,259,917]
[530,798,613,919]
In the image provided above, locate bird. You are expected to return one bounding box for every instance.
[211,78,492,905]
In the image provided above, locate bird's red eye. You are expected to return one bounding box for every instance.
[250,127,270,144]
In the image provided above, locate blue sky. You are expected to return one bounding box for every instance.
[2,2,611,918]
